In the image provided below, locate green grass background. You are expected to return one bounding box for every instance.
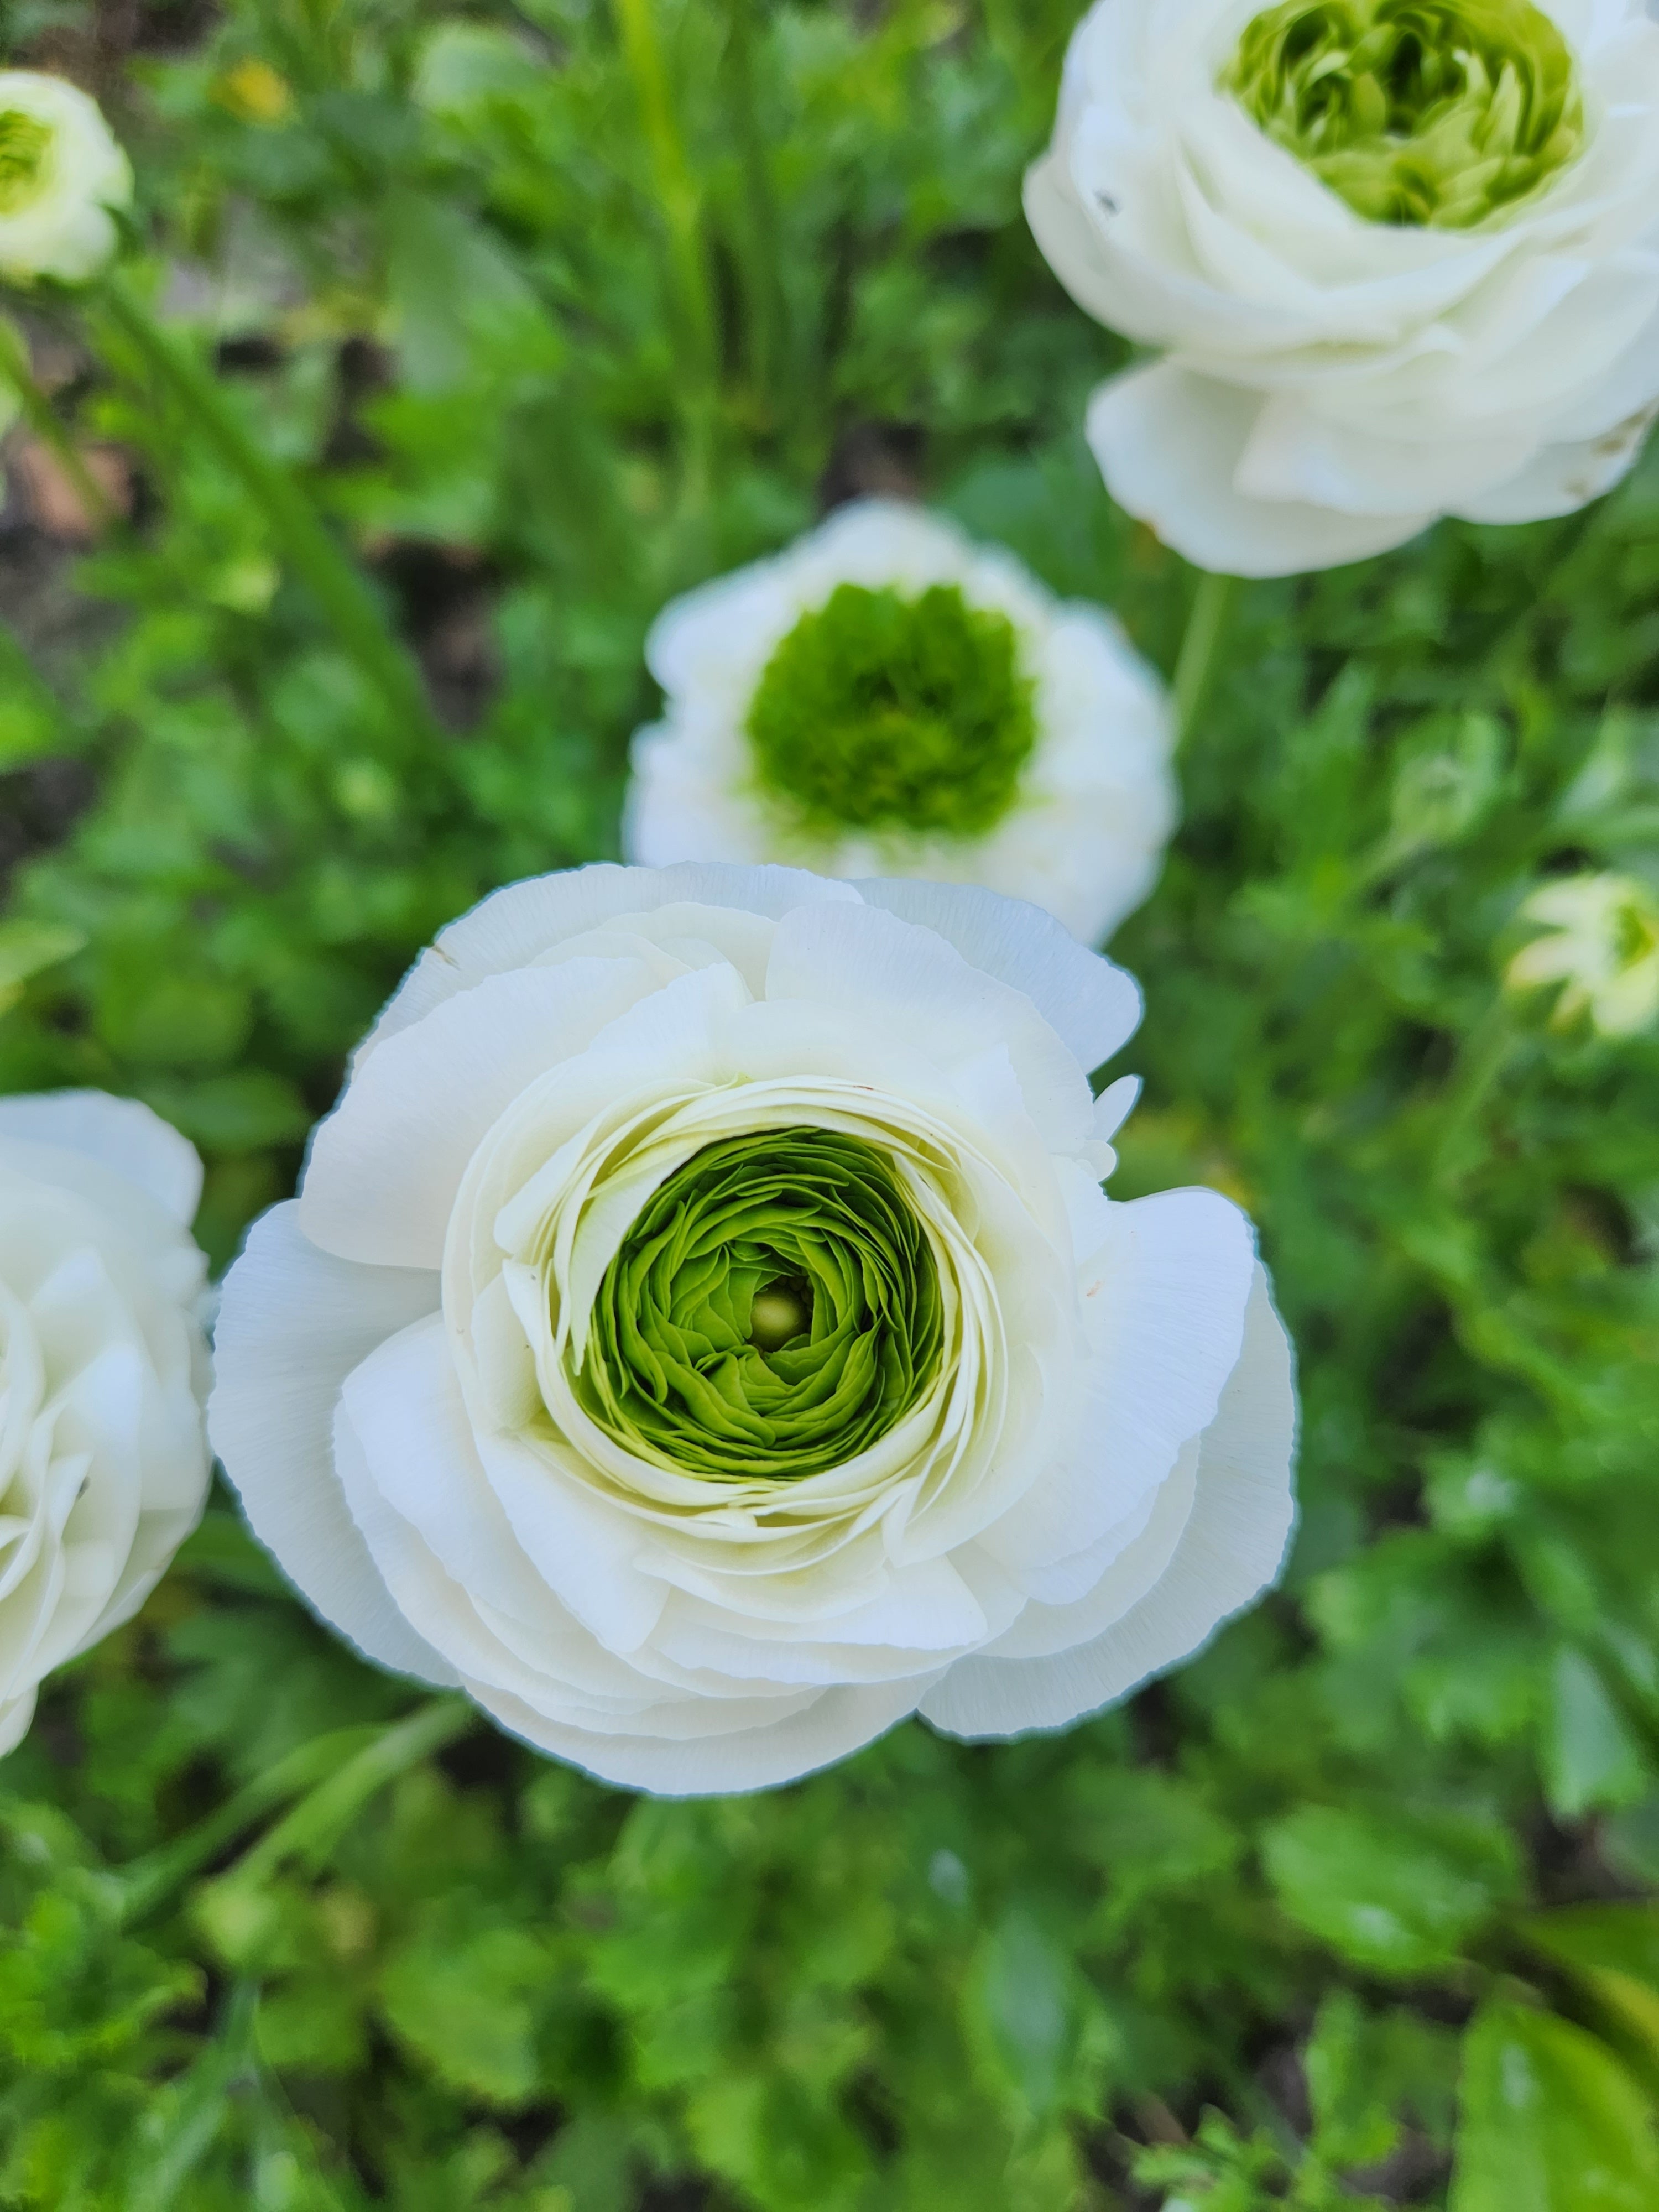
[2,0,1658,2203]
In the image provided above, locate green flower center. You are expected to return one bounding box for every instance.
[1223,0,1585,228]
[573,1127,945,1482]
[0,110,53,216]
[746,581,1037,841]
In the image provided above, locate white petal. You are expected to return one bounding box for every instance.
[1238,396,1533,517]
[1087,363,1437,578]
[207,1203,456,1684]
[854,878,1141,1070]
[364,863,860,1054]
[469,1672,935,1796]
[0,1684,35,1757]
[301,959,667,1270]
[1452,406,1659,523]
[922,1265,1296,1737]
[764,899,1097,1150]
[988,1186,1258,1589]
[0,1091,202,1225]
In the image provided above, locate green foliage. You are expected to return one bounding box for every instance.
[0,0,1657,2204]
[748,581,1036,839]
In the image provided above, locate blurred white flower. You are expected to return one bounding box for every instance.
[1025,0,1659,578]
[1505,873,1659,1035]
[623,502,1176,948]
[210,863,1297,1796]
[0,1091,211,1754]
[0,71,131,285]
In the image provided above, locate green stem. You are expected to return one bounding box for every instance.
[0,322,119,535]
[611,0,721,489]
[116,1723,382,1926]
[92,273,440,751]
[1432,998,1518,1189]
[725,0,782,421]
[225,1695,473,1887]
[1172,569,1241,749]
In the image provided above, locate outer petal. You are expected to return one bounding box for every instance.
[0,1091,202,1225]
[473,1673,937,1796]
[1452,406,1659,523]
[985,1186,1258,1595]
[300,959,673,1269]
[764,899,1096,1153]
[854,879,1141,1070]
[1088,364,1435,577]
[364,863,859,1054]
[921,1265,1296,1737]
[207,1203,458,1685]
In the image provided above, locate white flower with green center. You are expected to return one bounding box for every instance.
[0,1092,211,1755]
[0,72,131,285]
[624,502,1176,948]
[209,864,1297,1796]
[1506,873,1659,1035]
[1025,0,1659,577]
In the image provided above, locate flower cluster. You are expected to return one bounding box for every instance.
[12,7,1657,1800]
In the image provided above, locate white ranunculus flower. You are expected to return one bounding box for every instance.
[623,502,1176,948]
[0,1091,211,1755]
[1025,0,1659,577]
[210,864,1297,1796]
[0,71,131,286]
[1505,872,1659,1035]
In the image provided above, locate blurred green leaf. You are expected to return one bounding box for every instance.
[1261,1804,1518,1976]
[1451,2001,1659,2212]
[0,921,84,1014]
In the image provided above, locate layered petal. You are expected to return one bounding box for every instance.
[1030,0,1659,570]
[212,864,1297,1794]
[622,502,1176,947]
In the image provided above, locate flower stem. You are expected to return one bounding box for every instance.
[1172,568,1241,748]
[0,320,118,535]
[115,1724,380,1926]
[223,1694,473,1886]
[1432,998,1519,1188]
[91,273,441,752]
[725,0,783,420]
[116,1697,473,1924]
[611,0,721,491]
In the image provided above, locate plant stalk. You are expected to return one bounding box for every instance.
[92,273,440,751]
[0,322,119,535]
[116,1724,380,1926]
[611,0,721,489]
[225,1695,474,1888]
[725,0,784,420]
[1172,568,1241,748]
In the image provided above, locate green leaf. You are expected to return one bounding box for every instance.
[1261,1803,1517,1975]
[1542,1648,1650,1820]
[1519,1907,1659,2086]
[964,1909,1077,2120]
[0,920,85,1014]
[378,1903,550,2107]
[1452,2002,1659,2212]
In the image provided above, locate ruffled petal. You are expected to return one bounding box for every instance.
[0,1091,202,1225]
[1088,363,1434,577]
[208,1203,457,1684]
[921,1265,1296,1736]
